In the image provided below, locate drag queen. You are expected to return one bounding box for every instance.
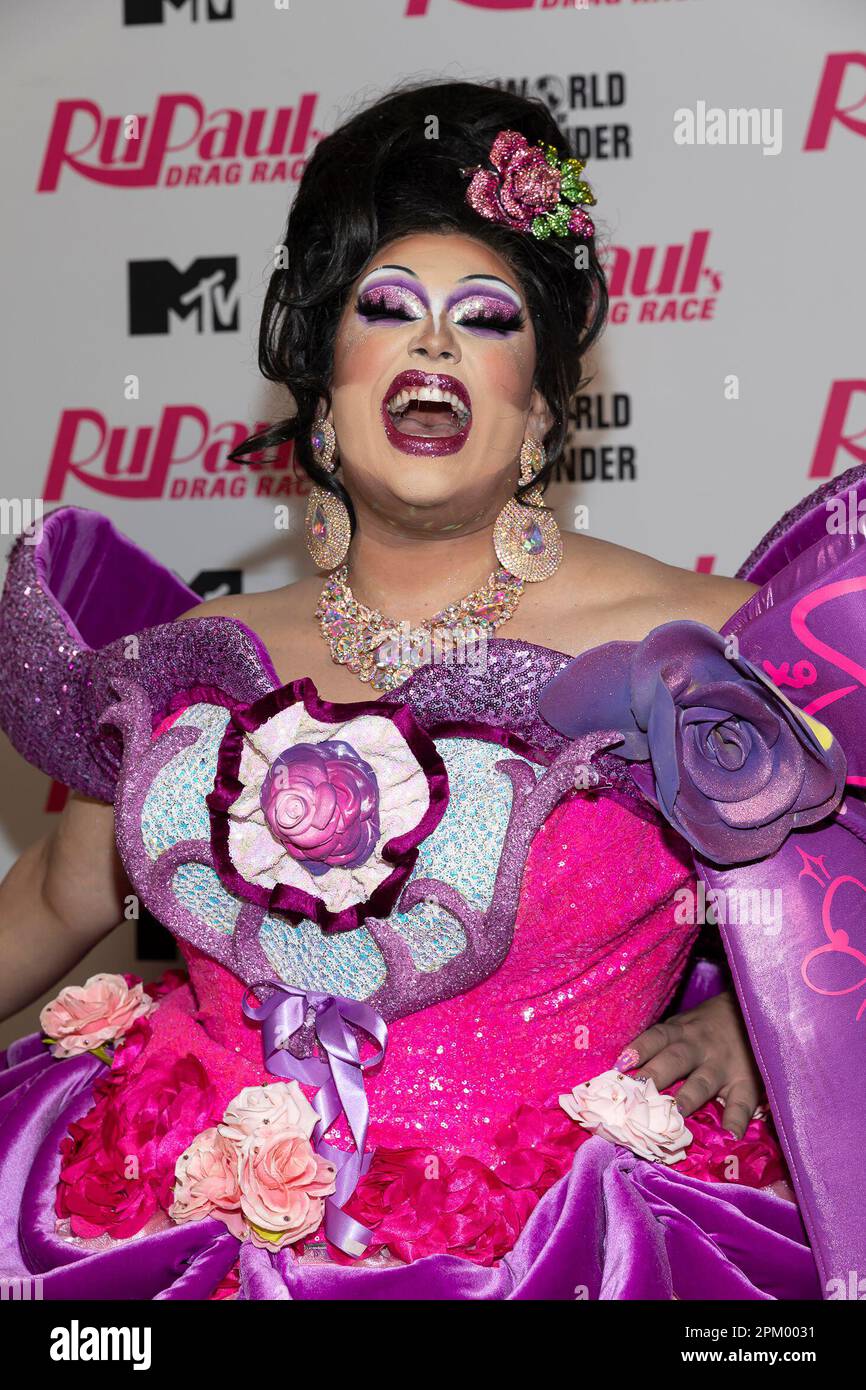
[1,80,864,1301]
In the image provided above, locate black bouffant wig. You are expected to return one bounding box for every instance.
[229,78,608,531]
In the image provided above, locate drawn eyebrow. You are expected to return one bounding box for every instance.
[456,274,519,291]
[361,264,419,279]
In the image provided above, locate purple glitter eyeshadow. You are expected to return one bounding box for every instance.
[356,280,426,320]
[450,293,524,331]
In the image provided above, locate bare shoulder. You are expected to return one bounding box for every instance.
[523,531,760,654]
[173,575,321,633]
[664,565,761,632]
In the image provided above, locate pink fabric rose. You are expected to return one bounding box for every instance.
[218,1081,317,1145]
[559,1068,692,1164]
[238,1132,337,1249]
[170,1127,244,1238]
[41,972,156,1059]
[260,740,380,874]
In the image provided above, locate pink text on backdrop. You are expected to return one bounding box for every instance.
[803,52,866,150]
[810,382,866,479]
[37,93,319,191]
[42,407,312,501]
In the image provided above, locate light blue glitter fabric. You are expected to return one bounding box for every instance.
[143,708,543,998]
[141,704,230,855]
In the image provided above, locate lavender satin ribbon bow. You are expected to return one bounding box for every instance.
[242,983,388,1257]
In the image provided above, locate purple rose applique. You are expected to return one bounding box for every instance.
[539,620,847,865]
[260,740,380,877]
[207,677,448,932]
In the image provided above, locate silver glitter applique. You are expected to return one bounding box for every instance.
[172,862,242,937]
[389,738,539,969]
[141,704,231,859]
[258,915,387,999]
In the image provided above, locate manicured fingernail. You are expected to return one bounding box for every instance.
[615,1047,639,1071]
[675,1099,688,1115]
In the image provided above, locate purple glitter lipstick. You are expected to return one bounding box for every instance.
[381,370,473,457]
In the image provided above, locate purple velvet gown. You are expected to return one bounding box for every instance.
[1,465,866,1300]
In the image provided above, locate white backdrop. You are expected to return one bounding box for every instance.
[2,0,864,1041]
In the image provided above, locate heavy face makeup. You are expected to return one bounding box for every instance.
[326,232,552,534]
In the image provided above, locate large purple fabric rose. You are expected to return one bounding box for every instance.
[538,620,847,865]
[259,740,380,877]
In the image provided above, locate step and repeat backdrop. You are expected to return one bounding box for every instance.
[1,0,864,1040]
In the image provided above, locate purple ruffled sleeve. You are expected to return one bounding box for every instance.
[0,507,273,800]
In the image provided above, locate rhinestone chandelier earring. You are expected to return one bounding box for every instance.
[304,417,351,570]
[493,438,563,581]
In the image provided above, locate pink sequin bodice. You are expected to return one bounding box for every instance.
[174,785,696,1165]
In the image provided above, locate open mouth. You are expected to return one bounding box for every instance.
[387,386,471,438]
[381,371,472,455]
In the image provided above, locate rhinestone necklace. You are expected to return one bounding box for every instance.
[315,563,525,693]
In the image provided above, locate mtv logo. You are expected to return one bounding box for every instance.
[123,0,234,23]
[128,257,240,335]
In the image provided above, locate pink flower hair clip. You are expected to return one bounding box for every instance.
[461,129,597,242]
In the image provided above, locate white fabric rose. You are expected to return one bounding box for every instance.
[559,1068,692,1164]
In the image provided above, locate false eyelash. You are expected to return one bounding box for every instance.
[355,300,418,322]
[463,312,525,333]
[356,299,524,334]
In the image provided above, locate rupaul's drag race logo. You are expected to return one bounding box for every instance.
[491,71,631,162]
[810,381,866,479]
[405,0,691,15]
[36,93,320,191]
[804,52,866,150]
[41,407,311,502]
[604,229,722,324]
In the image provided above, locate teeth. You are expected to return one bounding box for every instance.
[386,383,471,425]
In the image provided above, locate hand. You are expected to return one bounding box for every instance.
[615,990,763,1139]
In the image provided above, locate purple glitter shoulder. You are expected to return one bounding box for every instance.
[735,461,866,583]
[0,508,275,800]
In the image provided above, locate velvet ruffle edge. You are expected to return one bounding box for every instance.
[0,969,819,1300]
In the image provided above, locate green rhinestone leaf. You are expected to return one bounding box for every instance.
[572,181,596,206]
[530,213,556,240]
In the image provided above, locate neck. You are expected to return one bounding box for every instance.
[343,512,502,623]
